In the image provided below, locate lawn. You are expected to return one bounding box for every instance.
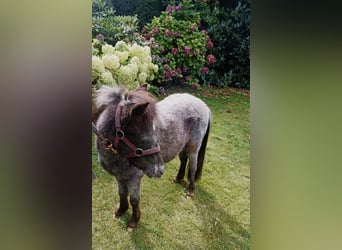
[92,86,250,249]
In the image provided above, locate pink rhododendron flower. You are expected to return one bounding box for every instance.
[163,64,171,71]
[164,29,171,36]
[201,67,209,75]
[166,5,174,13]
[201,30,208,35]
[152,27,159,35]
[192,83,199,89]
[206,54,216,64]
[171,48,179,55]
[173,31,179,37]
[189,25,196,32]
[184,46,190,56]
[175,5,182,11]
[193,50,198,56]
[96,34,104,41]
[206,39,214,49]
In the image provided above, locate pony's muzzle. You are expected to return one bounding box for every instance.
[155,164,165,177]
[145,164,164,178]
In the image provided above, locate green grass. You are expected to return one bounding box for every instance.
[92,86,250,249]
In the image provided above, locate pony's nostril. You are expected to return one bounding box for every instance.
[160,165,165,174]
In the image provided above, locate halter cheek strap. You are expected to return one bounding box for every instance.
[112,101,161,158]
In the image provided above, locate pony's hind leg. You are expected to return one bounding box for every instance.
[115,181,129,217]
[174,150,188,183]
[187,154,199,197]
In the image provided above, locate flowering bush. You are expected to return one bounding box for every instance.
[92,40,159,89]
[142,0,215,87]
[196,0,250,88]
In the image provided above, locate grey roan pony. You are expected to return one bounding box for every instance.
[93,84,211,228]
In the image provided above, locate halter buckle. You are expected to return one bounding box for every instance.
[106,143,118,154]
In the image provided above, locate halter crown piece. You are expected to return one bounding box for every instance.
[93,100,161,158]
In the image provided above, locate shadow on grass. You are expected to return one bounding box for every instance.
[194,185,250,249]
[127,182,249,249]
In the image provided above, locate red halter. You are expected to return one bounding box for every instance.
[109,101,160,158]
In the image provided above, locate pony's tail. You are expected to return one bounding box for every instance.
[194,117,211,181]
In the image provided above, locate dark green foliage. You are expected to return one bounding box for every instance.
[110,0,136,16]
[197,0,250,88]
[161,0,181,8]
[135,0,164,28]
[218,0,238,9]
[92,0,140,45]
[111,0,163,28]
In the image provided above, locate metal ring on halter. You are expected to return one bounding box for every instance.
[135,148,144,157]
[116,130,125,138]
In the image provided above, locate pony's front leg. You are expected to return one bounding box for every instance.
[127,181,141,228]
[115,181,129,217]
[174,150,188,183]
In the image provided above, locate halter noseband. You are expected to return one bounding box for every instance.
[93,101,160,158]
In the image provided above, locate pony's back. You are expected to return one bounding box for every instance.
[157,93,210,121]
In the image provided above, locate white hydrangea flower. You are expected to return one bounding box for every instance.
[101,71,116,84]
[115,51,129,63]
[148,63,159,73]
[138,72,147,84]
[115,41,129,52]
[143,46,151,56]
[92,56,105,81]
[129,43,145,59]
[92,40,158,87]
[138,62,148,74]
[130,56,141,65]
[115,64,138,84]
[102,54,120,71]
[102,44,115,55]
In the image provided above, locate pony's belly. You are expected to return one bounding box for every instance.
[161,147,182,163]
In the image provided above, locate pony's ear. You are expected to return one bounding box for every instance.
[135,84,148,92]
[131,102,149,117]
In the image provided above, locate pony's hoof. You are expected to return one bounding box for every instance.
[173,177,183,183]
[114,209,126,217]
[128,220,138,229]
[186,191,194,198]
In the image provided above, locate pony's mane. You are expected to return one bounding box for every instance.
[95,85,126,108]
[94,85,158,127]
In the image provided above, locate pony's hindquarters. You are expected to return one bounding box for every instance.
[156,93,211,196]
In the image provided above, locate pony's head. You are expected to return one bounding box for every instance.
[94,84,165,178]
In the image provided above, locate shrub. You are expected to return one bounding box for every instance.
[197,0,250,88]
[92,0,141,46]
[143,0,215,87]
[92,40,159,90]
[111,0,164,28]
